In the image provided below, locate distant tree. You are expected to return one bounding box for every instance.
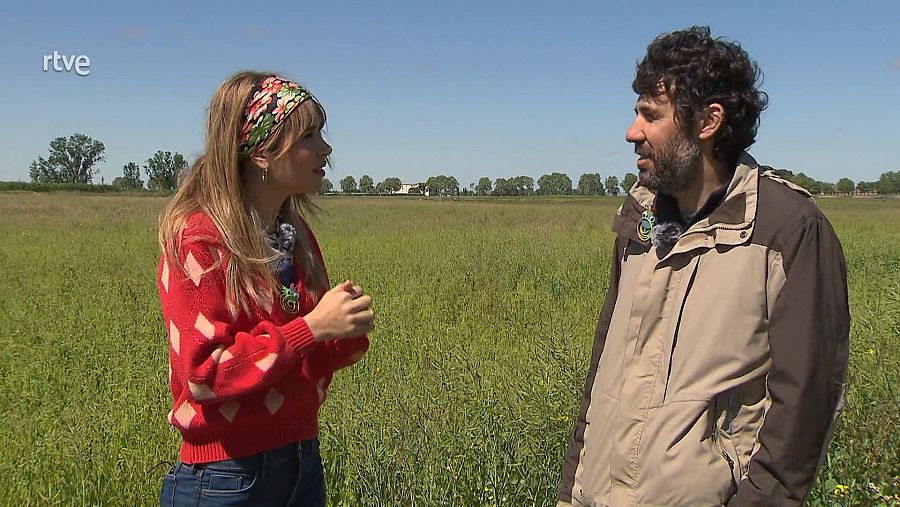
[537,172,573,195]
[605,175,620,196]
[835,178,854,194]
[876,171,899,194]
[493,177,510,196]
[340,176,358,193]
[359,174,374,194]
[112,162,143,189]
[29,133,106,184]
[374,181,385,194]
[769,167,795,180]
[475,177,492,196]
[577,173,603,195]
[123,162,143,188]
[856,181,877,193]
[511,175,535,196]
[818,181,835,195]
[621,172,638,193]
[321,177,333,194]
[145,151,187,191]
[382,177,402,194]
[790,173,820,195]
[425,175,459,196]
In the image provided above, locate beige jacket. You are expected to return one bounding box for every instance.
[558,154,849,506]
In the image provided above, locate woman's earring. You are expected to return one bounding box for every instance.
[263,167,268,182]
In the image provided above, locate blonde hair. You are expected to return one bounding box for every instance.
[158,70,329,317]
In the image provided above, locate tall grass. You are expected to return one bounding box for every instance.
[0,193,896,505]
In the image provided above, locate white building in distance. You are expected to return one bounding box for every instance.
[397,183,427,195]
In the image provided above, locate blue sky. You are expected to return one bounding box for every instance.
[2,0,898,186]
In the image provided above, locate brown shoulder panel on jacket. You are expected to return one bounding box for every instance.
[750,177,821,256]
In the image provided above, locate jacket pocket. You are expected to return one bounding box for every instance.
[710,397,739,501]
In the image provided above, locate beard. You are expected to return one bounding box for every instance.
[636,128,701,194]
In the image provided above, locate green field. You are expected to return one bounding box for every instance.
[0,192,897,506]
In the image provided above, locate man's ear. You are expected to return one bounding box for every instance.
[698,103,725,140]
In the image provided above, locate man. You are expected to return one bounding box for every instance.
[558,26,849,506]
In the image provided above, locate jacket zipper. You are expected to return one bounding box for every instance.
[715,433,738,497]
[721,448,738,497]
[712,398,739,497]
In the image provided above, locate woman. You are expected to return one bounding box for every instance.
[157,71,373,506]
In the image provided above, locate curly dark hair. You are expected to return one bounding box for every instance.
[633,26,769,167]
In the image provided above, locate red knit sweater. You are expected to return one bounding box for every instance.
[157,212,368,464]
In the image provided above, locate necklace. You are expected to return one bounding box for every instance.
[265,220,300,314]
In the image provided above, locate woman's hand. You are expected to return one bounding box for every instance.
[304,280,375,341]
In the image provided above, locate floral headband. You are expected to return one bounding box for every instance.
[239,76,312,155]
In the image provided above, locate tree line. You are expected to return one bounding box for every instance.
[767,168,899,195]
[328,173,638,196]
[19,134,900,196]
[28,133,186,191]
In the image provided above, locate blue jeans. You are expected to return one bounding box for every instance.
[159,439,325,507]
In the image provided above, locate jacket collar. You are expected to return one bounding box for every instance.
[613,152,760,255]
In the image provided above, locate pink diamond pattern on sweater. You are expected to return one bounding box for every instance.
[255,353,277,372]
[184,251,204,287]
[168,320,181,354]
[195,313,215,339]
[172,400,197,428]
[210,346,234,364]
[157,212,370,463]
[188,381,216,401]
[219,400,240,423]
[265,388,284,414]
[161,258,170,293]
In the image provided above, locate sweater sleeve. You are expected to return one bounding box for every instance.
[728,215,850,506]
[159,218,318,405]
[305,335,370,381]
